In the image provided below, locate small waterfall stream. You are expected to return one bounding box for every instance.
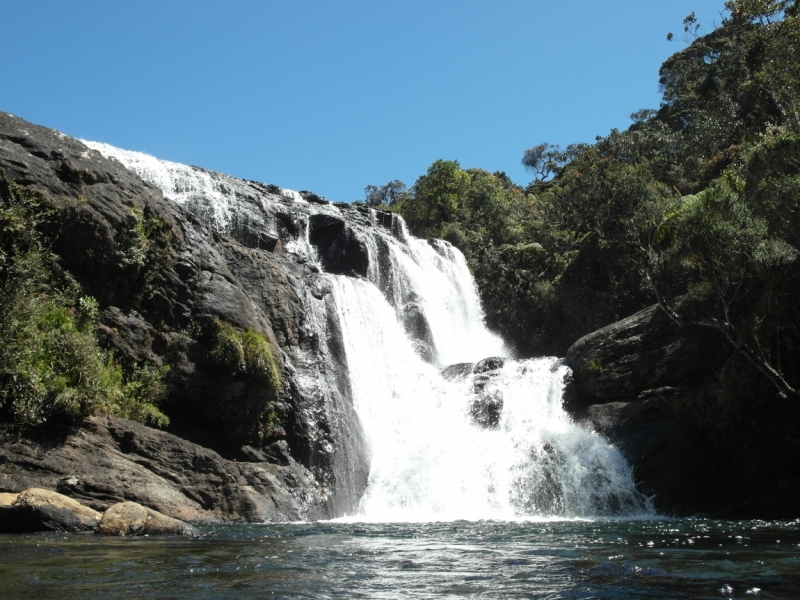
[84,140,652,521]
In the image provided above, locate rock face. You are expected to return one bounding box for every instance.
[564,303,729,413]
[308,214,369,277]
[439,357,507,429]
[0,488,101,533]
[97,502,198,536]
[0,111,375,519]
[0,416,314,522]
[584,397,800,518]
[0,112,451,521]
[564,303,800,518]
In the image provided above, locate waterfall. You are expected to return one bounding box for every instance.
[330,277,650,521]
[84,140,653,521]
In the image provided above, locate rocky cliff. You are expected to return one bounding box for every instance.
[3,112,797,522]
[0,112,429,520]
[564,303,800,518]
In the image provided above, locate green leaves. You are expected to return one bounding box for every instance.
[208,318,281,392]
[0,177,169,430]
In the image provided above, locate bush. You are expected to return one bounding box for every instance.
[0,175,169,430]
[208,318,281,392]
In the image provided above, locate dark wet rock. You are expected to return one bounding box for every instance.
[564,301,800,519]
[0,112,371,518]
[441,363,474,381]
[308,214,370,277]
[228,212,281,252]
[584,392,800,518]
[0,488,101,533]
[300,190,328,204]
[0,416,315,522]
[97,501,198,536]
[473,357,506,374]
[401,303,436,362]
[564,303,729,413]
[469,391,503,429]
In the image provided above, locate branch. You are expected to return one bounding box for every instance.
[642,250,797,398]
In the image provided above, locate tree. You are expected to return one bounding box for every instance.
[639,171,800,398]
[362,180,410,207]
[402,160,470,237]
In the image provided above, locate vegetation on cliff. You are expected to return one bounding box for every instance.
[0,176,169,429]
[363,0,800,405]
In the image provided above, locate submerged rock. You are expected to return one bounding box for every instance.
[97,501,198,536]
[469,391,503,429]
[0,488,101,533]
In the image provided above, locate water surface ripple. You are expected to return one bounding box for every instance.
[2,519,798,599]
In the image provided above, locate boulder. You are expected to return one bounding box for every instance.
[469,391,503,429]
[401,303,436,362]
[564,303,730,412]
[0,416,315,522]
[0,488,101,533]
[440,363,474,381]
[97,501,198,536]
[473,357,505,374]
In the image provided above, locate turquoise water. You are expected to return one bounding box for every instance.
[1,519,798,598]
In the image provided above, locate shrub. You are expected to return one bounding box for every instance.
[0,175,169,430]
[208,318,281,392]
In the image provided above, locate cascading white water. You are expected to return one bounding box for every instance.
[360,227,507,365]
[84,140,652,521]
[331,275,651,522]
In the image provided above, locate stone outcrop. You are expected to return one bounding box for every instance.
[0,488,101,533]
[0,111,374,519]
[439,357,507,428]
[308,214,369,277]
[584,397,800,518]
[97,501,198,536]
[564,303,800,518]
[564,303,729,413]
[0,416,315,522]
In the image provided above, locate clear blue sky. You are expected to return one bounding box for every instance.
[3,0,726,202]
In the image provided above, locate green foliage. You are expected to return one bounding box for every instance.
[256,401,284,445]
[361,180,411,208]
[401,160,471,238]
[208,318,281,392]
[0,175,169,429]
[114,206,173,291]
[587,359,604,374]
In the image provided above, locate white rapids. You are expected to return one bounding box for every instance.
[331,276,651,522]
